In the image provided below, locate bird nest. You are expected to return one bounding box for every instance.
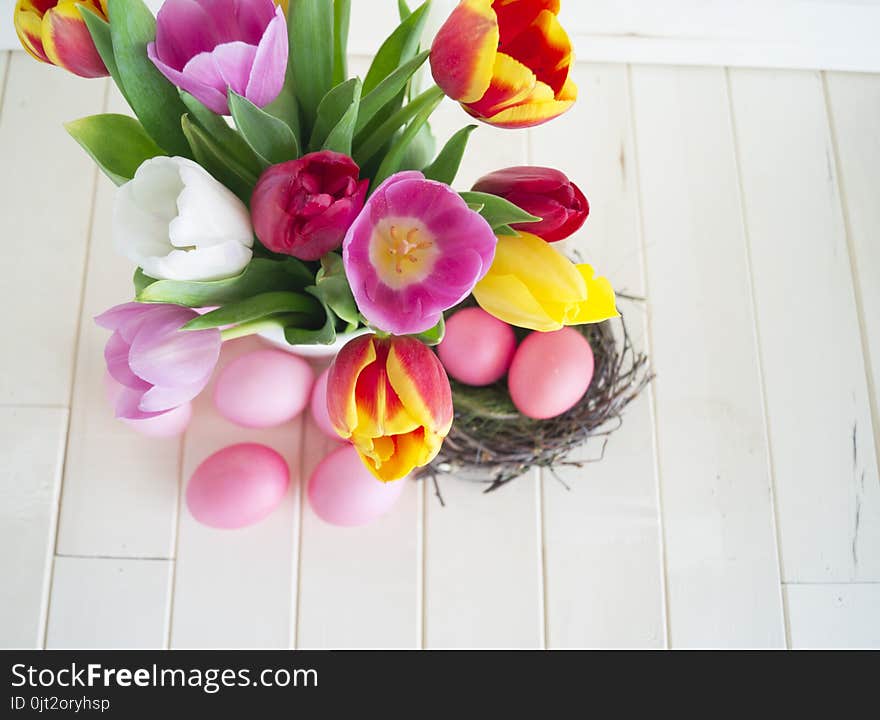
[419,301,653,497]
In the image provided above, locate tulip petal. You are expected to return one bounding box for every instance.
[245,8,288,108]
[115,385,164,421]
[356,428,439,483]
[154,0,219,70]
[386,338,453,435]
[327,336,377,437]
[149,45,229,114]
[129,312,220,388]
[568,265,620,324]
[494,0,561,43]
[104,331,150,391]
[430,0,499,104]
[478,86,575,128]
[474,272,562,332]
[353,359,420,439]
[94,302,156,332]
[141,241,254,283]
[41,1,108,78]
[489,231,586,304]
[498,8,572,95]
[139,380,207,413]
[14,4,49,63]
[465,52,537,120]
[206,41,258,98]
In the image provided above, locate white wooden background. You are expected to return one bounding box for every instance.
[1,2,880,650]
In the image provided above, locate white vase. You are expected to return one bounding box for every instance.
[258,326,371,360]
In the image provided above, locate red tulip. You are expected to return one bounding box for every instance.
[430,0,576,128]
[251,151,369,261]
[473,166,589,242]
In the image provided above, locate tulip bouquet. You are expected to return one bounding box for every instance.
[16,0,645,494]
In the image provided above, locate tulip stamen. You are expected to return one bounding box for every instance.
[386,225,435,275]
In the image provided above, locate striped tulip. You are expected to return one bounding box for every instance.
[327,335,454,483]
[430,0,576,129]
[14,0,109,78]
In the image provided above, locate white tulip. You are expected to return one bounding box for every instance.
[114,156,254,282]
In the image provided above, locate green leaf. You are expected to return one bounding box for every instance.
[371,91,444,190]
[136,258,314,307]
[107,0,191,157]
[314,253,359,327]
[65,114,165,185]
[423,125,477,185]
[353,85,443,166]
[288,0,334,137]
[228,91,299,165]
[414,316,445,346]
[309,78,361,152]
[363,1,430,95]
[332,0,352,86]
[399,119,435,171]
[494,225,519,237]
[459,191,542,230]
[355,50,430,135]
[262,83,302,148]
[283,287,337,345]
[77,5,129,105]
[181,115,256,203]
[180,92,264,176]
[398,0,412,20]
[182,291,322,331]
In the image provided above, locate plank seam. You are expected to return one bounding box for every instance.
[0,51,11,126]
[55,553,173,562]
[164,432,187,649]
[625,63,670,650]
[820,71,880,509]
[724,67,789,649]
[43,77,111,649]
[292,418,307,649]
[418,472,426,650]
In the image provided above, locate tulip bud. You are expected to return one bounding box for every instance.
[14,0,109,78]
[473,166,589,242]
[252,151,369,261]
[473,231,618,332]
[327,335,454,483]
[95,302,221,421]
[114,157,254,282]
[430,0,577,128]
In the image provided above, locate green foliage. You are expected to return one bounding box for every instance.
[77,6,129,106]
[333,0,352,86]
[135,258,313,307]
[459,191,542,231]
[309,78,362,153]
[181,115,256,203]
[229,91,300,165]
[106,0,191,157]
[313,253,359,329]
[283,288,338,345]
[363,1,430,95]
[423,125,477,185]
[65,114,165,185]
[414,316,445,346]
[371,90,443,189]
[288,0,334,136]
[355,50,430,135]
[180,92,264,176]
[182,291,323,331]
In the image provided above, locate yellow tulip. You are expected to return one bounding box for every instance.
[473,231,618,331]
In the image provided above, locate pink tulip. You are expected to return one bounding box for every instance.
[251,151,369,261]
[95,302,221,421]
[147,0,288,115]
[472,166,589,242]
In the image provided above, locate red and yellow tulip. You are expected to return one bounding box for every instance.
[430,0,576,129]
[327,334,454,483]
[473,231,618,332]
[14,0,109,79]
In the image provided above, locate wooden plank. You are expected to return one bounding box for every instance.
[0,407,67,649]
[631,65,785,648]
[56,87,182,559]
[421,94,541,650]
[46,556,172,649]
[170,337,301,649]
[824,71,880,486]
[531,63,665,649]
[0,53,106,406]
[784,583,880,649]
[295,416,421,649]
[729,68,880,583]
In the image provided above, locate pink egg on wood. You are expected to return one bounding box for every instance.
[213,349,314,428]
[438,307,517,386]
[186,443,289,529]
[308,445,406,527]
[508,328,595,420]
[310,367,341,440]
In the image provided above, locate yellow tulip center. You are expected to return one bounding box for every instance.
[369,219,439,290]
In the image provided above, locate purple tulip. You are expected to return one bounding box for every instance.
[147,0,288,115]
[96,303,221,421]
[343,171,498,336]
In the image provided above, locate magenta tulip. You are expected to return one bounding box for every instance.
[343,171,497,336]
[147,0,288,115]
[251,151,369,261]
[95,302,221,421]
[472,166,589,242]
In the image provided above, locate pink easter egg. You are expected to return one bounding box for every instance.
[213,349,314,428]
[508,328,595,420]
[187,443,289,529]
[310,367,340,440]
[308,445,406,527]
[438,307,517,386]
[104,372,192,437]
